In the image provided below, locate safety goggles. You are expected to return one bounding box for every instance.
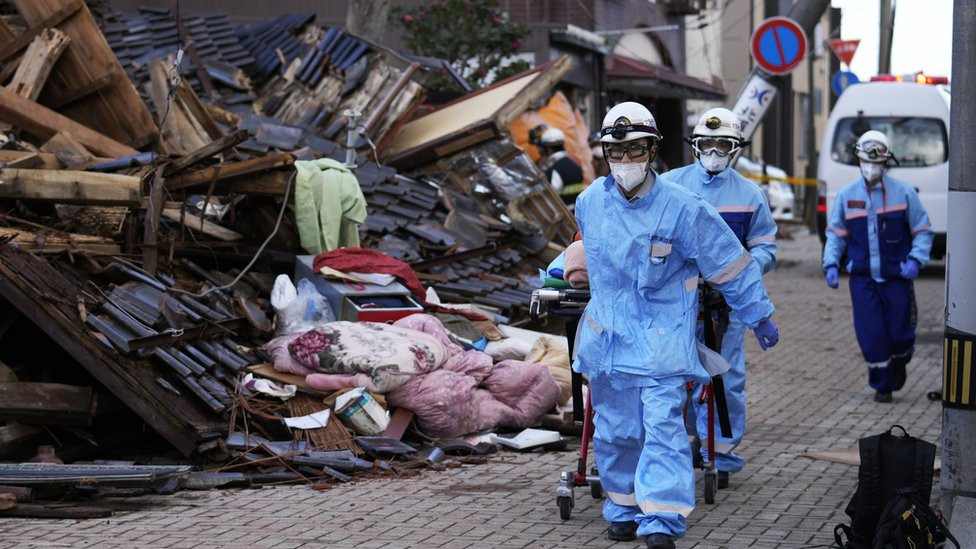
[858,141,890,161]
[691,137,740,157]
[604,142,652,160]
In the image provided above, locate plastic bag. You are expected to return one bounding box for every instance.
[270,275,335,334]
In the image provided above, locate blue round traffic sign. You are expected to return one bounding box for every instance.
[831,71,860,96]
[751,17,808,75]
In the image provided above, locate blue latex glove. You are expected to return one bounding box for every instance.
[753,318,779,351]
[825,266,839,289]
[900,259,920,280]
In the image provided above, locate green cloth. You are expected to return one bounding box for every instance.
[293,158,367,255]
[543,276,572,289]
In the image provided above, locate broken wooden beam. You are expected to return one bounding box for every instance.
[161,209,243,241]
[14,0,157,148]
[0,503,113,519]
[0,151,48,169]
[163,129,248,176]
[0,227,120,255]
[0,87,138,158]
[39,131,94,169]
[164,153,295,191]
[44,71,118,111]
[0,381,96,426]
[141,167,164,275]
[6,27,70,101]
[0,0,81,63]
[0,168,140,206]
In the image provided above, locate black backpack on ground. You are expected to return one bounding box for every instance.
[833,425,959,549]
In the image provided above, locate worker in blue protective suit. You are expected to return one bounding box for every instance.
[574,101,780,549]
[822,130,933,403]
[660,107,778,490]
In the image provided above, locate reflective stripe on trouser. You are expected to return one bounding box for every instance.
[693,317,747,473]
[589,374,693,538]
[849,275,916,393]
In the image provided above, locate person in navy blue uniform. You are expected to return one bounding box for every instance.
[822,130,933,403]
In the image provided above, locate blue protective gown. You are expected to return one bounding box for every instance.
[822,175,933,392]
[660,162,778,473]
[574,173,775,537]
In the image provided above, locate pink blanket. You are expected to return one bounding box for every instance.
[264,314,560,438]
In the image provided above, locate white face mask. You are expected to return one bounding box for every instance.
[860,162,884,183]
[699,150,730,174]
[610,161,647,191]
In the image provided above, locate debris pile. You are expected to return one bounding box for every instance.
[0,1,579,517]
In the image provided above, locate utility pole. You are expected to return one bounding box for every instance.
[803,38,817,231]
[878,0,895,74]
[942,0,976,545]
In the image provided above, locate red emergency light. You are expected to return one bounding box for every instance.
[870,72,948,85]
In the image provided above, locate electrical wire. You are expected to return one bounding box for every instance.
[166,172,295,299]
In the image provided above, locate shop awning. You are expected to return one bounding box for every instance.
[606,54,726,101]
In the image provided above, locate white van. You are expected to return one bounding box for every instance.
[817,78,950,258]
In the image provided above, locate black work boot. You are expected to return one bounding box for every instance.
[607,521,638,541]
[874,391,893,403]
[644,533,676,549]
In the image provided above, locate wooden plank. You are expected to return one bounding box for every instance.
[0,503,114,519]
[172,75,223,141]
[0,168,140,206]
[13,0,157,148]
[0,381,96,426]
[0,86,138,157]
[0,227,120,255]
[6,28,70,101]
[141,167,164,275]
[43,71,117,110]
[164,153,295,191]
[39,131,94,169]
[163,129,248,176]
[0,0,81,63]
[161,209,243,241]
[0,152,49,169]
[215,170,292,196]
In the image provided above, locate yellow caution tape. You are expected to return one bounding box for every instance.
[741,172,819,186]
[559,182,588,196]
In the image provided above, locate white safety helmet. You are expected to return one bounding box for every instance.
[687,107,747,159]
[692,108,743,141]
[854,130,893,163]
[599,102,662,143]
[539,127,566,147]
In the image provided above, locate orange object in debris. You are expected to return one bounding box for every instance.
[509,91,595,185]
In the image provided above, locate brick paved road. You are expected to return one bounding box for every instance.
[0,230,947,548]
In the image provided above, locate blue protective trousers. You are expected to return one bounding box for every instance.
[589,374,693,538]
[849,275,916,393]
[693,317,747,473]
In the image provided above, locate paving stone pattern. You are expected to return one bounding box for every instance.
[0,231,947,548]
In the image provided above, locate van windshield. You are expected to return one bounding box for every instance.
[830,117,948,167]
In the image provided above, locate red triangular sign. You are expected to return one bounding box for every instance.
[828,39,860,66]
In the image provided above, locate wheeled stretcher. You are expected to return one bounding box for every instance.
[528,284,731,521]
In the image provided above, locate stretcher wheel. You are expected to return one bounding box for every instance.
[703,470,717,504]
[557,495,573,520]
[529,300,540,320]
[589,467,603,499]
